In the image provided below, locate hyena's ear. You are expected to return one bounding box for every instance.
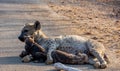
[34,21,41,30]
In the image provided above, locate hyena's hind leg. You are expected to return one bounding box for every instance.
[88,57,101,68]
[87,40,108,69]
[52,50,88,64]
[89,49,107,69]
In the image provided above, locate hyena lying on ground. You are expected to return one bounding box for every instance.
[19,37,88,65]
[18,21,109,69]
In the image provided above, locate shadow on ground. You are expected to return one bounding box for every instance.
[0,56,46,66]
[0,56,94,69]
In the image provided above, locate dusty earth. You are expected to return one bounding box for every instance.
[0,0,120,71]
[46,0,120,70]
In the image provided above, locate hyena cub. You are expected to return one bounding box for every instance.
[19,36,46,63]
[18,21,109,69]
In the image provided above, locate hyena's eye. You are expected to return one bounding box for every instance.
[24,30,28,32]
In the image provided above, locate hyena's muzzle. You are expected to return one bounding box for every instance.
[18,31,27,42]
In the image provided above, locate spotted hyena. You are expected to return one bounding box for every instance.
[18,21,109,69]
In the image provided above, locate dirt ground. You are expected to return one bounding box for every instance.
[46,0,120,70]
[0,0,120,71]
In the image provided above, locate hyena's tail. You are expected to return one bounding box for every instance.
[104,54,110,64]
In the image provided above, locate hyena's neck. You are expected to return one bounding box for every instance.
[34,30,48,42]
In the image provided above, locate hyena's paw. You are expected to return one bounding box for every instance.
[45,59,53,65]
[100,63,107,69]
[21,55,32,63]
[94,62,101,68]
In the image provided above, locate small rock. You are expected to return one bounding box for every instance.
[91,36,98,40]
[115,50,120,53]
[84,32,92,35]
[61,1,64,4]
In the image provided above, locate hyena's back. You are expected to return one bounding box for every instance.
[55,35,89,54]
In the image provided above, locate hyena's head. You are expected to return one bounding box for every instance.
[18,21,47,42]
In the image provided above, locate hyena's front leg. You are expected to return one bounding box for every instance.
[46,49,54,64]
[46,43,57,64]
[19,50,29,58]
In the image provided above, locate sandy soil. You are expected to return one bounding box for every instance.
[46,0,120,70]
